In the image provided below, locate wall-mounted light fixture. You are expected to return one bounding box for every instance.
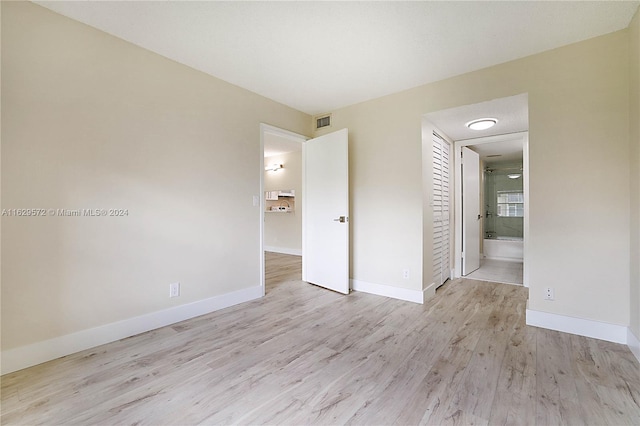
[265,164,283,172]
[466,118,498,131]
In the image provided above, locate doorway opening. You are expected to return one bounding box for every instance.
[455,133,528,286]
[424,93,529,288]
[260,124,351,296]
[260,124,307,295]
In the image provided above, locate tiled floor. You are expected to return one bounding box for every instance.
[466,258,523,285]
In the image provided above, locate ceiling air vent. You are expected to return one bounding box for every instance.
[315,114,331,130]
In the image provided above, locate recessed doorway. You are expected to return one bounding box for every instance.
[259,124,351,296]
[260,124,306,295]
[424,93,529,287]
[456,133,527,286]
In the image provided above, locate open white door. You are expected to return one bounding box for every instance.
[462,147,481,275]
[302,128,349,294]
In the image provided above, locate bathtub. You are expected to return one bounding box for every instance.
[483,236,523,261]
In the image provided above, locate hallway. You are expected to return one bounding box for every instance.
[466,258,523,286]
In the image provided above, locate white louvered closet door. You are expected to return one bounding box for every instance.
[433,133,451,288]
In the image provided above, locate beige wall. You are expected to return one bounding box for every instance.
[333,105,424,291]
[317,29,631,326]
[1,2,310,350]
[3,1,637,358]
[0,2,3,350]
[264,151,302,253]
[630,8,640,339]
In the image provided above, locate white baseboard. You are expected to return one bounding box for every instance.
[526,308,627,344]
[628,328,640,364]
[351,279,424,304]
[424,282,437,300]
[1,286,262,375]
[264,246,302,256]
[484,256,523,262]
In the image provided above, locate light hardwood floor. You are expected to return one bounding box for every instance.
[2,252,639,425]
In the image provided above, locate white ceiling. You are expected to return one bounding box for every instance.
[35,1,639,115]
[425,94,528,165]
[471,139,525,166]
[425,94,529,141]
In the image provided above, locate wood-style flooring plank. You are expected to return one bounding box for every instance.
[535,328,583,424]
[2,253,639,425]
[487,320,537,425]
[427,283,520,424]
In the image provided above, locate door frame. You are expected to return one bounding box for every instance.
[259,123,308,296]
[453,131,530,287]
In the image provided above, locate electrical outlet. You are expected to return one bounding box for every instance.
[544,286,554,300]
[403,269,410,279]
[169,282,180,298]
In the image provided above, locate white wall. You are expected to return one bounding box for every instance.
[1,2,310,368]
[264,151,302,255]
[316,29,631,329]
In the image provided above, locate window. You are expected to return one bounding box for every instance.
[497,190,524,217]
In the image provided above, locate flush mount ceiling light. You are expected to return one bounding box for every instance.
[508,173,521,179]
[265,164,283,172]
[466,118,498,131]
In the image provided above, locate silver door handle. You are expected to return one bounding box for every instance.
[333,216,348,223]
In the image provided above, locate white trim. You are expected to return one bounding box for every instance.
[526,308,627,344]
[259,125,266,297]
[1,286,262,375]
[351,279,424,304]
[424,282,437,300]
[264,246,302,256]
[522,133,530,288]
[484,255,524,262]
[302,142,307,282]
[628,328,640,364]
